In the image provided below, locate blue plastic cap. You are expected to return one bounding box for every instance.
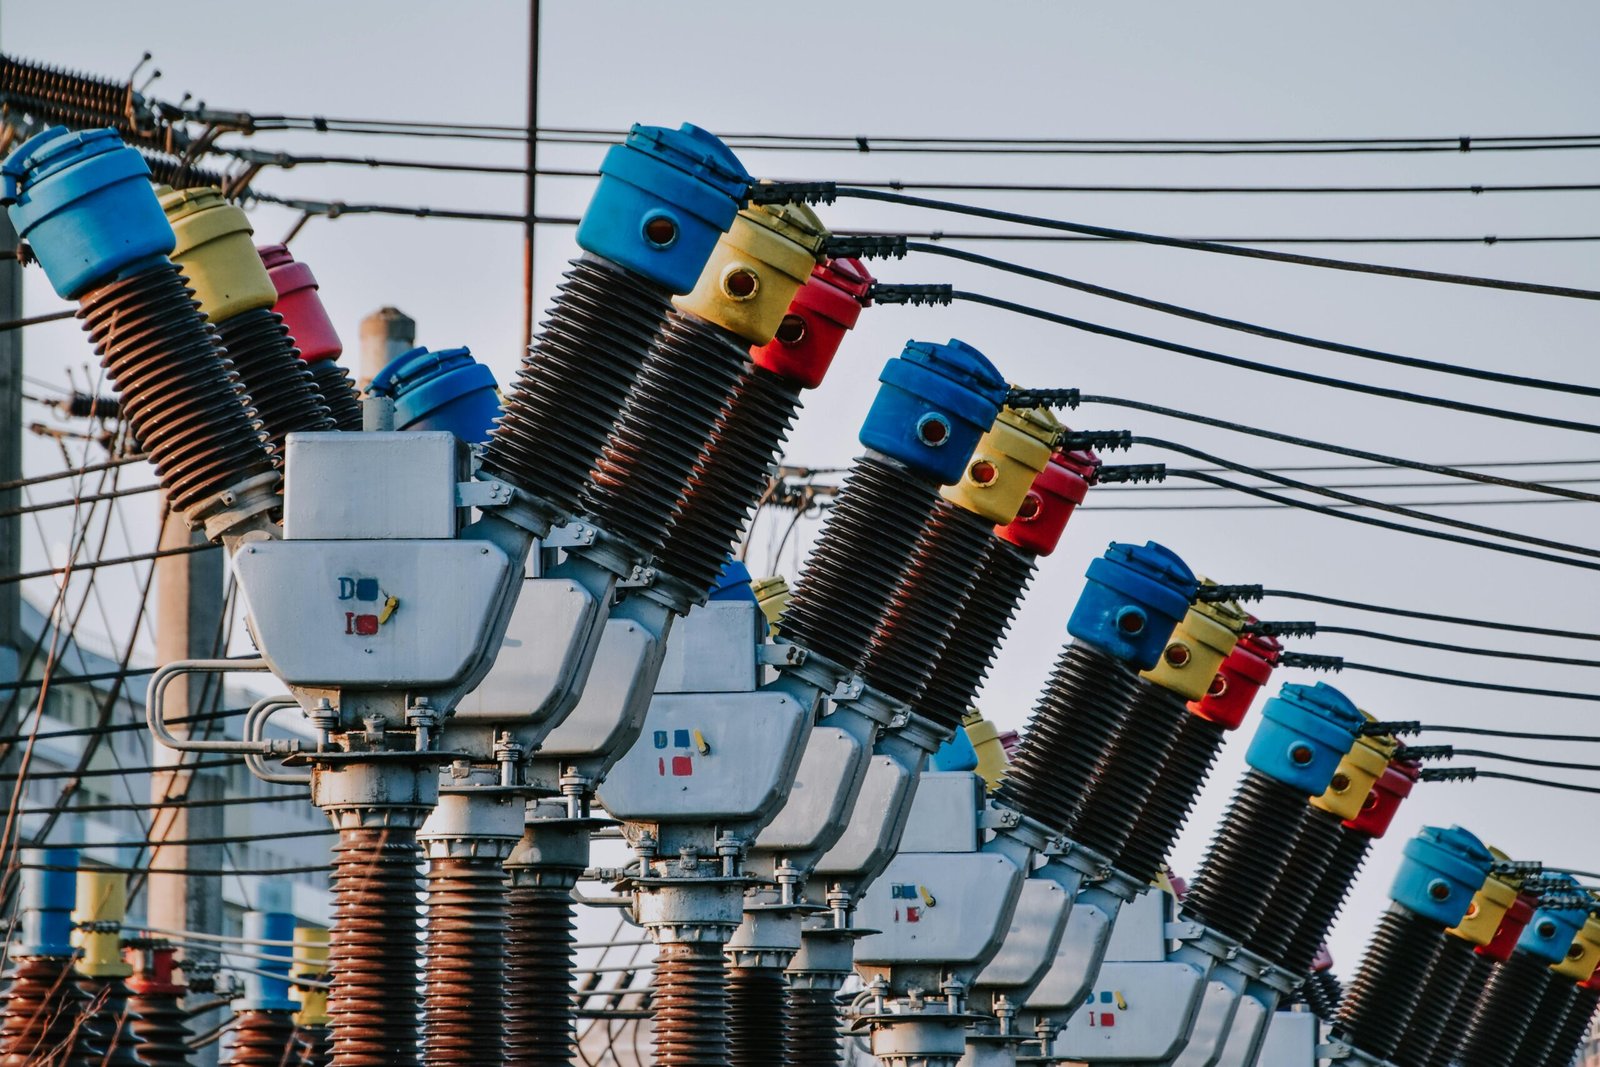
[857,339,1008,483]
[19,847,77,956]
[929,728,980,772]
[368,346,502,445]
[240,911,298,1011]
[708,557,758,602]
[1244,681,1364,793]
[577,123,750,293]
[1390,825,1493,926]
[1065,541,1197,668]
[3,126,175,299]
[1514,874,1588,964]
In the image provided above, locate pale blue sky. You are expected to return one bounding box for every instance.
[7,0,1600,971]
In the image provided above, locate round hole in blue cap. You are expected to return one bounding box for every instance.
[1289,743,1314,766]
[1427,880,1451,901]
[643,212,679,249]
[1115,607,1147,635]
[916,412,952,447]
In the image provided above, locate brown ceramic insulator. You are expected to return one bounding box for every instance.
[916,539,1036,735]
[78,977,143,1067]
[654,364,802,594]
[1115,714,1228,887]
[295,1026,331,1067]
[305,360,363,432]
[783,986,841,1067]
[483,258,672,521]
[422,855,506,1067]
[1428,953,1496,1067]
[226,1010,298,1067]
[996,642,1140,837]
[1332,908,1446,1061]
[0,55,166,146]
[328,825,423,1067]
[651,942,730,1067]
[1453,951,1554,1067]
[1065,677,1189,866]
[0,955,98,1066]
[727,967,788,1067]
[1299,969,1342,1022]
[1181,769,1311,945]
[1246,808,1346,968]
[77,262,276,514]
[1508,975,1577,1067]
[1391,936,1477,1067]
[1540,984,1600,1067]
[856,501,995,714]
[212,307,334,454]
[126,988,190,1067]
[1281,827,1374,977]
[581,311,752,561]
[504,885,576,1067]
[777,457,942,673]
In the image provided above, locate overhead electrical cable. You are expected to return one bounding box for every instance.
[957,293,1600,434]
[1256,590,1600,642]
[816,187,1600,299]
[908,243,1600,398]
[1282,653,1600,701]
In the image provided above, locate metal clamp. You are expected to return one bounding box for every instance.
[455,478,515,509]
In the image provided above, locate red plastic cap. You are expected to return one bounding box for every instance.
[1188,624,1282,730]
[1583,956,1600,990]
[995,448,1098,556]
[125,943,182,996]
[1310,944,1334,972]
[750,257,874,389]
[1481,893,1540,962]
[1342,758,1420,838]
[256,244,343,365]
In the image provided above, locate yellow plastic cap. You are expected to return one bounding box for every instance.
[674,199,829,344]
[1311,714,1396,820]
[940,405,1061,524]
[751,576,791,634]
[158,185,278,321]
[962,709,1010,791]
[1448,869,1520,946]
[291,926,331,979]
[1555,915,1600,980]
[1140,582,1248,701]
[72,870,132,978]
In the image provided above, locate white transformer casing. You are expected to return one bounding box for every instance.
[596,599,811,844]
[811,738,921,889]
[971,876,1072,997]
[653,601,759,694]
[755,722,867,858]
[282,431,462,541]
[535,615,661,766]
[1252,1010,1316,1067]
[453,574,602,725]
[853,773,1024,973]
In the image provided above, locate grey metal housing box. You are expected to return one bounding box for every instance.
[283,431,462,540]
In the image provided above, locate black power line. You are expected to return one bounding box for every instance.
[1257,590,1600,642]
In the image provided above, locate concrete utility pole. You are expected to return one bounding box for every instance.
[149,508,227,1066]
[357,305,416,391]
[523,0,541,348]
[0,211,21,689]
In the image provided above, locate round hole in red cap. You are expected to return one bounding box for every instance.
[1014,492,1042,521]
[774,314,807,346]
[1206,674,1228,698]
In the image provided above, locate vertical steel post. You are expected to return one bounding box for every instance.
[523,0,540,347]
[357,307,416,393]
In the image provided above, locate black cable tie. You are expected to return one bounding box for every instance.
[824,234,907,260]
[1459,135,1471,153]
[1095,463,1166,485]
[1484,235,1498,245]
[1280,651,1344,672]
[1198,583,1264,603]
[855,136,870,153]
[1245,620,1318,638]
[1420,766,1478,783]
[869,283,953,307]
[1363,719,1422,737]
[1058,429,1132,452]
[748,181,838,206]
[1398,744,1454,761]
[1005,387,1081,410]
